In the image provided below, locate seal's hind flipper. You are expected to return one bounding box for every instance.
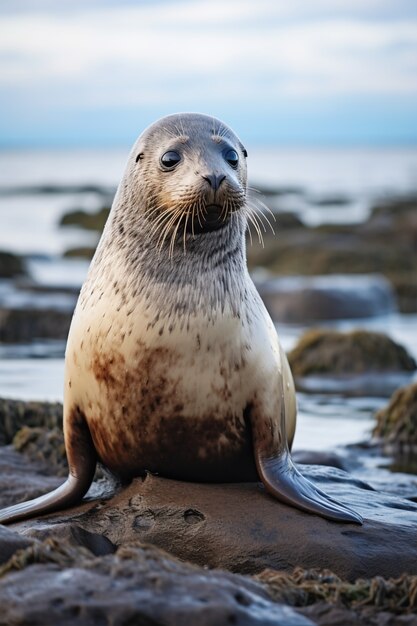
[250,354,363,524]
[256,450,363,524]
[0,408,96,525]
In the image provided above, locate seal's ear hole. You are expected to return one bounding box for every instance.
[242,149,248,158]
[135,153,144,163]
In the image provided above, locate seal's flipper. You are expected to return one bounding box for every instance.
[250,353,363,524]
[0,408,96,525]
[256,450,363,524]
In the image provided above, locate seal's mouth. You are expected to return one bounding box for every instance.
[185,204,230,234]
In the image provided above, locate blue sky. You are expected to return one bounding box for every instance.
[1,0,417,146]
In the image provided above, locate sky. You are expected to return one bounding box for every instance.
[1,0,417,147]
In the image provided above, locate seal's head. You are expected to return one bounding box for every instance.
[120,113,248,251]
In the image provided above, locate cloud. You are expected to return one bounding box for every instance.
[0,0,416,112]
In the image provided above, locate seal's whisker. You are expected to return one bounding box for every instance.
[246,210,264,247]
[247,200,276,235]
[148,208,178,239]
[250,196,277,222]
[182,208,191,253]
[169,210,183,260]
[156,209,183,253]
[196,199,204,229]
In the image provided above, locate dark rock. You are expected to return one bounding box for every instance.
[0,525,34,565]
[0,541,312,626]
[0,446,62,508]
[308,194,351,207]
[288,329,416,377]
[11,469,417,582]
[13,426,67,476]
[256,275,396,322]
[292,450,346,471]
[63,246,96,259]
[388,273,417,314]
[0,397,62,446]
[373,382,417,451]
[0,307,72,342]
[59,206,110,231]
[0,250,26,278]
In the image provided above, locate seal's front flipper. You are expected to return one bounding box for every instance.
[256,450,363,524]
[0,408,96,525]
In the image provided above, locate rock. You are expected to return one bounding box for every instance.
[0,446,63,508]
[388,273,417,314]
[59,207,110,231]
[0,525,34,565]
[288,329,416,377]
[11,469,417,582]
[252,228,417,277]
[373,382,417,451]
[0,251,26,278]
[256,275,396,322]
[63,246,96,259]
[0,307,72,342]
[0,397,62,446]
[13,426,67,476]
[0,540,312,626]
[257,567,417,625]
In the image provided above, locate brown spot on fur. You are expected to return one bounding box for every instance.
[84,344,258,482]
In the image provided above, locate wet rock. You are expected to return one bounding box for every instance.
[252,227,417,277]
[0,397,62,445]
[288,329,416,377]
[59,206,110,231]
[13,426,67,476]
[388,273,417,314]
[0,540,312,626]
[11,469,417,582]
[0,307,72,342]
[373,382,417,451]
[292,450,346,471]
[63,246,96,259]
[0,250,26,278]
[0,446,63,508]
[0,525,34,565]
[258,567,417,624]
[256,275,396,323]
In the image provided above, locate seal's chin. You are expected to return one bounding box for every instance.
[185,204,230,234]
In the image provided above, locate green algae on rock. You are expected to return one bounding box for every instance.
[288,329,416,377]
[373,382,417,450]
[0,398,62,446]
[59,206,110,231]
[13,426,67,476]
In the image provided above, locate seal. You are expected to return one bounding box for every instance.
[0,113,362,525]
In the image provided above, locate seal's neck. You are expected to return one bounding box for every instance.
[85,205,250,319]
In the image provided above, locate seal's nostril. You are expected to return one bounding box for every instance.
[203,173,226,191]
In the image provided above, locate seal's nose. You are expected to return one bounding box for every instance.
[203,173,226,191]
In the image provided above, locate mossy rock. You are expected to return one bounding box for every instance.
[373,382,417,447]
[0,251,26,278]
[13,425,67,476]
[59,206,110,231]
[0,398,62,445]
[288,329,417,376]
[63,246,96,259]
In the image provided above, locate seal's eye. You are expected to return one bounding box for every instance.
[161,151,181,169]
[224,149,239,168]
